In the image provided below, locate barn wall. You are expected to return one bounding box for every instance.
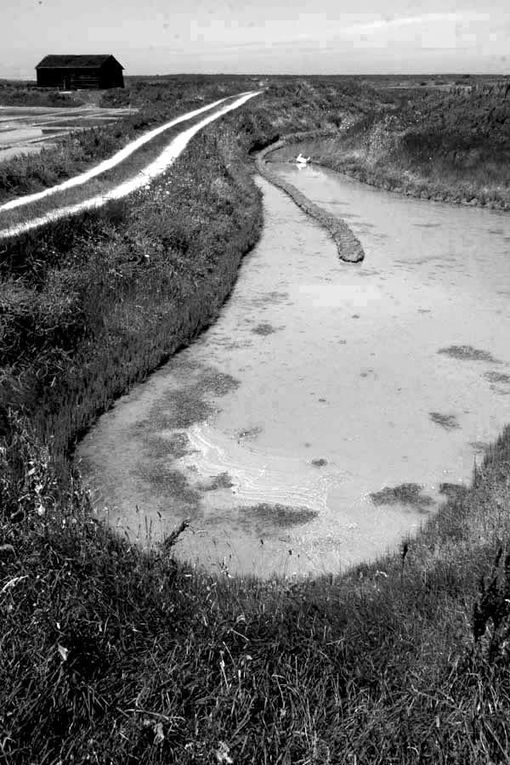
[37,69,65,88]
[36,61,124,89]
[100,60,124,89]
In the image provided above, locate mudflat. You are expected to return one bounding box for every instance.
[0,104,133,162]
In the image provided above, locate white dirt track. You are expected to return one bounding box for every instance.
[0,91,259,239]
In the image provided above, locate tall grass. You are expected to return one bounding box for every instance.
[275,78,510,209]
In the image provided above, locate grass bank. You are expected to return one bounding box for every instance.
[0,94,246,235]
[0,76,258,205]
[269,79,510,210]
[0,122,263,456]
[0,75,377,207]
[4,391,510,762]
[2,76,510,762]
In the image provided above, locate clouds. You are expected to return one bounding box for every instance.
[0,0,507,78]
[186,9,494,55]
[339,11,490,38]
[329,10,495,53]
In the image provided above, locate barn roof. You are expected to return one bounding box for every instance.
[36,55,124,69]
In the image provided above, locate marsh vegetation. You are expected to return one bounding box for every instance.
[267,76,510,209]
[1,74,510,762]
[369,483,434,509]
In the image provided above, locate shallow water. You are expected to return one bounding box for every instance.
[77,165,510,577]
[0,105,129,163]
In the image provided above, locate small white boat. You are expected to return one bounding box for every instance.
[295,152,311,165]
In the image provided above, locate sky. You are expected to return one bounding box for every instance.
[1,0,509,79]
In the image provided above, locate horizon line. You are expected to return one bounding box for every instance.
[2,71,509,81]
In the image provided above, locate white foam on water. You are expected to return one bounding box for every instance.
[182,422,339,513]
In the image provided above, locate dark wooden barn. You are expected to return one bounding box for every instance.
[36,55,124,90]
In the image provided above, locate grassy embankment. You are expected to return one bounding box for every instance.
[0,94,247,234]
[270,79,510,210]
[0,75,258,205]
[2,77,510,762]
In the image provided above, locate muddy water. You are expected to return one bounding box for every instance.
[77,165,510,577]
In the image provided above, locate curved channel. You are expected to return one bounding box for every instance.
[77,163,510,577]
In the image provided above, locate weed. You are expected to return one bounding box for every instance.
[429,412,460,430]
[251,321,278,335]
[370,482,434,508]
[236,425,263,440]
[438,345,501,363]
[241,502,318,528]
[485,371,510,385]
[200,472,235,491]
[439,482,468,501]
[472,547,510,663]
[0,82,84,108]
